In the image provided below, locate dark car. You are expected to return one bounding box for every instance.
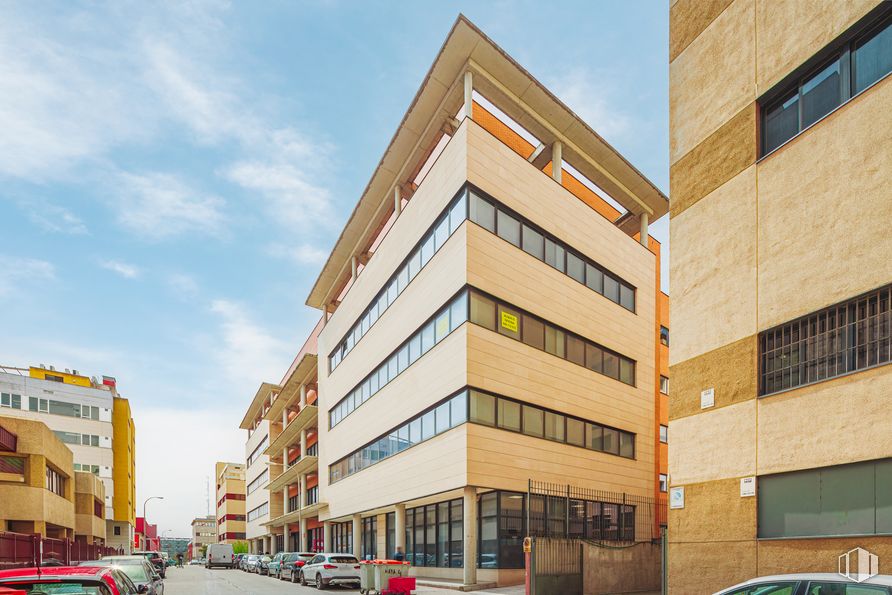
[83,556,164,595]
[0,565,139,595]
[132,551,165,579]
[257,555,272,576]
[279,552,316,583]
[243,554,260,573]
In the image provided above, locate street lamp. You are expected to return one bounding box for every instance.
[142,496,164,549]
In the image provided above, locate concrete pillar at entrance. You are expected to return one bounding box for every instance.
[299,474,306,509]
[639,211,649,246]
[552,140,563,184]
[394,503,406,553]
[463,487,477,585]
[323,521,332,551]
[300,516,308,552]
[352,514,362,559]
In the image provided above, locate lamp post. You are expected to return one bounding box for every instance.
[143,496,164,550]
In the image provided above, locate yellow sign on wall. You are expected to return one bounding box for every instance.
[500,311,519,333]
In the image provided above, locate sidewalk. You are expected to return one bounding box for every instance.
[414,586,523,595]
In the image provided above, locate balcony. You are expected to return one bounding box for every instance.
[265,456,318,493]
[263,405,318,458]
[0,425,16,452]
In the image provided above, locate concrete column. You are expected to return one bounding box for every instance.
[299,474,306,509]
[351,255,358,281]
[300,429,307,457]
[323,521,332,551]
[282,406,288,427]
[552,140,563,184]
[462,487,477,585]
[393,186,402,216]
[322,304,328,327]
[299,516,308,552]
[639,211,649,246]
[299,384,307,409]
[352,514,362,559]
[394,503,406,554]
[283,481,289,515]
[463,71,473,120]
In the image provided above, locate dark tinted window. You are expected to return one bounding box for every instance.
[764,93,799,154]
[800,59,841,128]
[854,18,892,92]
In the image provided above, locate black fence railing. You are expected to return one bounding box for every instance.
[527,481,665,543]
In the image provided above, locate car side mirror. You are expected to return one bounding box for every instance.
[137,585,149,594]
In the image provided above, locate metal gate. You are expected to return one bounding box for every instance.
[530,537,582,595]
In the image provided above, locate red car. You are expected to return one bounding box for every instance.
[0,565,142,595]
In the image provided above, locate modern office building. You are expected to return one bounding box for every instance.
[668,1,892,592]
[215,461,246,544]
[240,383,282,554]
[0,416,76,539]
[0,365,137,552]
[260,320,324,553]
[190,515,217,559]
[297,16,668,587]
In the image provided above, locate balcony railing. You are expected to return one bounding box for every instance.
[0,425,17,453]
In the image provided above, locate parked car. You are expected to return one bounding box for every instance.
[243,554,261,573]
[257,555,272,576]
[280,552,316,583]
[132,550,166,579]
[299,553,361,589]
[714,573,892,595]
[267,552,289,579]
[205,543,235,569]
[83,556,164,595]
[0,566,139,595]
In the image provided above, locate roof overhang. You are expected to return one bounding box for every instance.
[239,382,281,430]
[264,353,317,422]
[306,14,668,309]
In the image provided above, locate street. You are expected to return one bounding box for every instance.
[162,566,524,594]
[163,565,359,594]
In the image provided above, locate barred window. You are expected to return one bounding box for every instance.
[760,284,892,395]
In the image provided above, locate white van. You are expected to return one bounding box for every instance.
[205,543,235,569]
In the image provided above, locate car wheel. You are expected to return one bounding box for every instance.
[290,571,296,583]
[315,574,325,590]
[300,571,307,586]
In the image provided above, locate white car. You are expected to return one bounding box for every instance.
[714,573,892,595]
[299,553,361,589]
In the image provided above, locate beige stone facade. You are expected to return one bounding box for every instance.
[215,462,246,544]
[74,471,106,544]
[0,415,75,539]
[668,1,892,593]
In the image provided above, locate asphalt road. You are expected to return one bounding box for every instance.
[162,565,359,594]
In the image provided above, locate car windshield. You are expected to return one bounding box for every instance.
[261,557,271,562]
[84,561,150,582]
[2,581,110,594]
[329,556,358,564]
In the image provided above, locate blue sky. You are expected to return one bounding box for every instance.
[0,1,668,535]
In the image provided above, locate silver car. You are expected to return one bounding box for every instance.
[299,553,361,589]
[714,573,892,595]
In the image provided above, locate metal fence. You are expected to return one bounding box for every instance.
[0,532,123,569]
[530,537,583,595]
[527,481,666,543]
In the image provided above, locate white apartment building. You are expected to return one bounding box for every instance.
[240,383,282,554]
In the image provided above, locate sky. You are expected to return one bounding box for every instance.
[0,1,669,536]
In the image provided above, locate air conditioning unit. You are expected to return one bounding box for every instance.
[49,365,55,371]
[72,370,79,376]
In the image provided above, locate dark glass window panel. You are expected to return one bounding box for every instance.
[522,405,544,437]
[497,399,521,432]
[496,210,521,247]
[602,427,619,454]
[619,432,635,458]
[469,192,495,232]
[603,275,620,304]
[620,358,635,385]
[521,224,544,260]
[801,59,841,128]
[764,92,799,154]
[585,264,603,293]
[603,352,620,379]
[586,343,603,374]
[544,238,565,272]
[567,252,585,284]
[544,412,565,442]
[587,424,603,451]
[566,418,585,447]
[566,335,586,366]
[470,292,496,330]
[437,502,449,567]
[854,19,892,93]
[620,284,635,311]
[521,315,545,350]
[470,390,496,426]
[544,327,565,358]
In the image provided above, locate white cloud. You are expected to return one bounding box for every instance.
[266,243,329,266]
[549,68,632,143]
[0,255,55,296]
[112,172,226,240]
[101,259,140,279]
[26,203,89,235]
[209,299,291,394]
[167,273,200,298]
